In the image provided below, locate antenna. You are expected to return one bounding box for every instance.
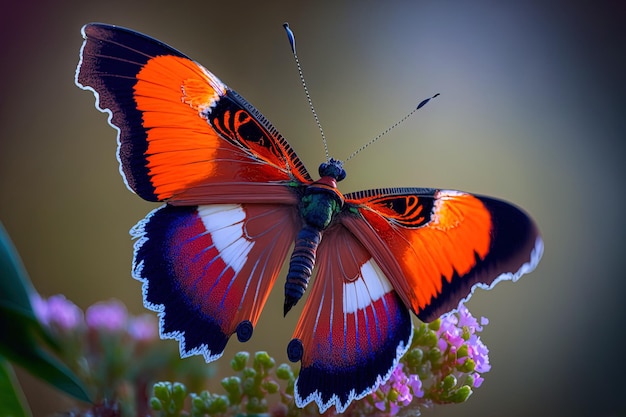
[283,23,330,161]
[345,93,440,162]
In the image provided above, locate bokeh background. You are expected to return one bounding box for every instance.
[1,1,624,416]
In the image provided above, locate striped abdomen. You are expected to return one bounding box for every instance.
[284,225,322,315]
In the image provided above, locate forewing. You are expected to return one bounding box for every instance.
[132,203,300,361]
[341,188,543,322]
[288,224,413,413]
[76,23,311,204]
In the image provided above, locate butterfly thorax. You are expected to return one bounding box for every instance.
[283,159,346,315]
[299,179,344,229]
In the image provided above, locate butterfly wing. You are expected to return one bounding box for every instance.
[341,188,543,322]
[76,24,309,360]
[75,23,312,205]
[288,224,413,413]
[133,203,299,361]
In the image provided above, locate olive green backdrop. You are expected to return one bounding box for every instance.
[1,1,624,416]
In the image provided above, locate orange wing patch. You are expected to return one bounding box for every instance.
[420,190,491,277]
[343,190,492,314]
[398,191,491,310]
[133,55,307,204]
[134,55,226,201]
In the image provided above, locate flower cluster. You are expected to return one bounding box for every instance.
[31,294,214,416]
[151,351,299,417]
[31,293,83,331]
[371,363,424,415]
[329,303,491,416]
[32,295,161,342]
[148,303,491,417]
[437,303,491,388]
[30,294,489,416]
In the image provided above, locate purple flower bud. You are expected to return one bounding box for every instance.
[472,372,485,388]
[374,399,386,412]
[466,334,491,373]
[86,299,128,332]
[31,293,83,331]
[128,314,158,341]
[31,293,49,325]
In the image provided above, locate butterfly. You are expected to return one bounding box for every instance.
[75,23,543,413]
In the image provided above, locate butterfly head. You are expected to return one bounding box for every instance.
[318,158,346,182]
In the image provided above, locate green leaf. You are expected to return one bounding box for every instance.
[0,357,31,417]
[0,308,92,403]
[0,222,91,403]
[0,221,52,347]
[0,222,39,325]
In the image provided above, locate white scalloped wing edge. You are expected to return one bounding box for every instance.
[441,235,545,320]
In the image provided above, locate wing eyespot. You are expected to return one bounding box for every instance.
[236,320,254,342]
[287,338,304,362]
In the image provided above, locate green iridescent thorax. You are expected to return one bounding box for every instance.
[299,182,344,230]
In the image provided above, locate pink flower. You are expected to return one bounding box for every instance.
[365,303,490,414]
[86,299,128,332]
[437,312,464,352]
[437,304,491,371]
[467,334,491,373]
[408,374,424,398]
[457,304,482,330]
[373,363,423,415]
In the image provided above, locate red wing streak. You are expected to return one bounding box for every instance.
[342,188,543,322]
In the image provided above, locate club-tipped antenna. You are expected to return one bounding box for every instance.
[345,93,440,162]
[283,22,330,162]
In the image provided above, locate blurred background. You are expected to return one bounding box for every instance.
[1,1,624,416]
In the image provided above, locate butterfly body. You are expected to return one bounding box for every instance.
[285,159,346,314]
[76,23,543,413]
